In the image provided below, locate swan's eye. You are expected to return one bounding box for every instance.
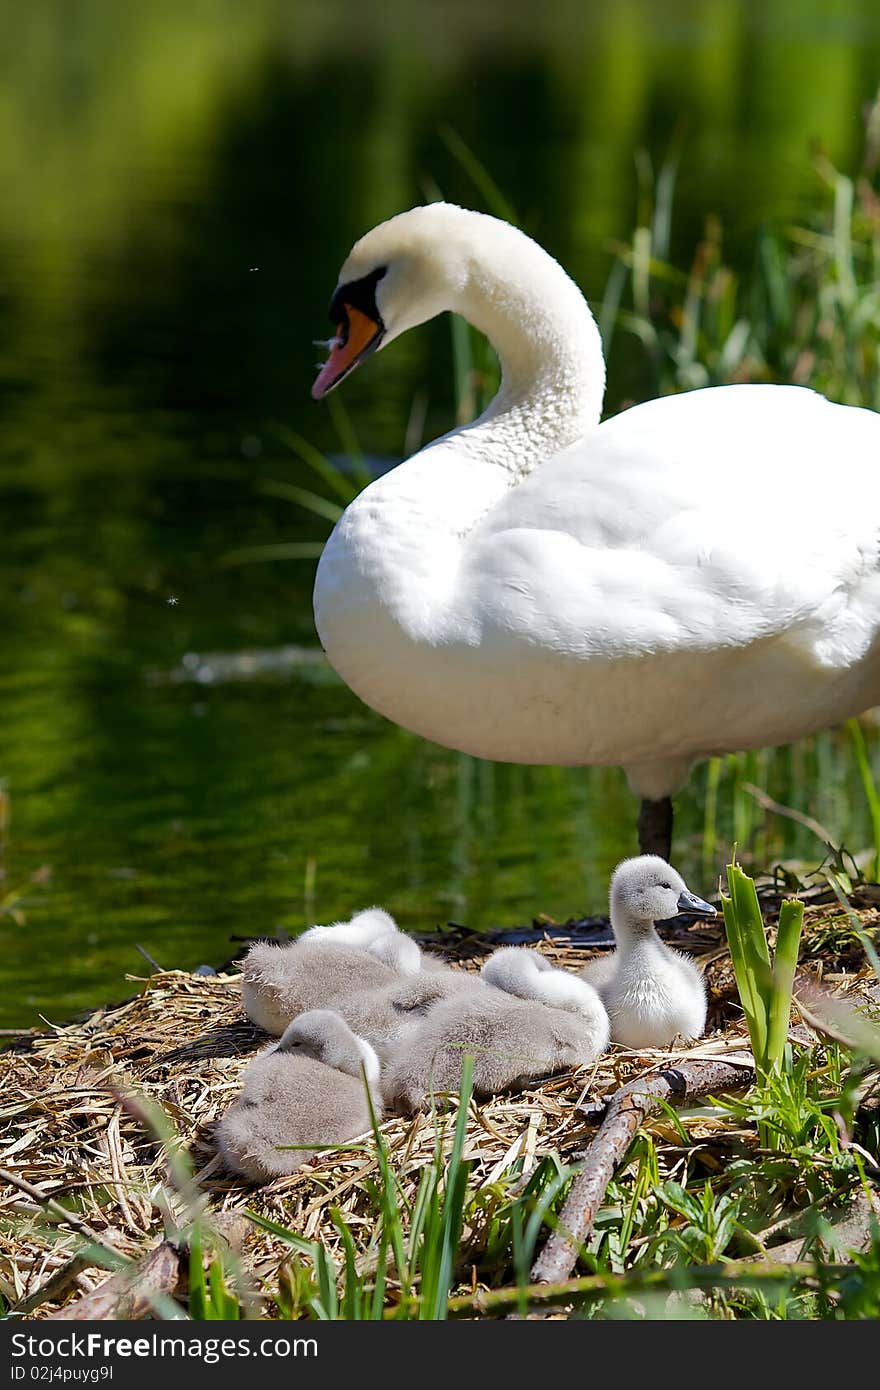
[329,266,388,332]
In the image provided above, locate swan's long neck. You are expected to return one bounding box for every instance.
[315,208,606,656]
[444,214,605,472]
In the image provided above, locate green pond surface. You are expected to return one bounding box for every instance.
[3,0,880,1027]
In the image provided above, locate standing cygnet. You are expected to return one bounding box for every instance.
[216,1009,380,1184]
[382,964,609,1115]
[580,855,715,1048]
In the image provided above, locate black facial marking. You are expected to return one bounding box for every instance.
[329,266,387,341]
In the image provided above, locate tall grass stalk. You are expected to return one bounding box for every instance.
[417,1053,475,1319]
[846,717,880,880]
[721,861,803,1081]
[604,89,880,411]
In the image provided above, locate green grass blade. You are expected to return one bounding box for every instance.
[220,542,326,565]
[729,862,772,969]
[428,1054,474,1319]
[363,1069,410,1300]
[272,424,360,504]
[330,1208,363,1320]
[701,756,722,884]
[207,1251,240,1319]
[766,898,804,1069]
[259,479,344,524]
[188,1225,206,1320]
[722,867,769,1072]
[598,256,629,351]
[313,1243,339,1320]
[437,125,518,223]
[846,718,880,879]
[327,394,371,489]
[370,1230,389,1320]
[408,1164,437,1272]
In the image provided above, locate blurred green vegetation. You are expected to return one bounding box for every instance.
[3,0,880,1026]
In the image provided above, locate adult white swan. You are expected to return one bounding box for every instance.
[310,203,880,856]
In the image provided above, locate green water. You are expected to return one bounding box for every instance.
[2,0,880,1027]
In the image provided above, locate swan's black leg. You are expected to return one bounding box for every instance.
[637,796,673,860]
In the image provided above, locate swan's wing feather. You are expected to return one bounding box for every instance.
[461,386,880,667]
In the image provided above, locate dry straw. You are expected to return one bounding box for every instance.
[0,897,876,1317]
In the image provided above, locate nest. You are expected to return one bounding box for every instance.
[1,902,877,1318]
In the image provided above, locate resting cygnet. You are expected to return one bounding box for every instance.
[242,930,483,1060]
[382,953,609,1114]
[241,908,420,1035]
[217,1009,380,1184]
[580,855,715,1048]
[300,906,422,975]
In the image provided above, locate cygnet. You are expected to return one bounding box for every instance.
[300,906,422,975]
[216,1009,380,1184]
[382,957,609,1114]
[580,855,715,1048]
[241,937,400,1035]
[241,907,422,1034]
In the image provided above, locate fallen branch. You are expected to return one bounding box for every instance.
[47,1240,182,1321]
[530,1050,755,1286]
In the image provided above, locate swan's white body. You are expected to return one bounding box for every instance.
[313,204,880,802]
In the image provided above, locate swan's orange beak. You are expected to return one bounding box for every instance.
[311,305,384,400]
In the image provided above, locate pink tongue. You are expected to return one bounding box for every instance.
[311,344,347,400]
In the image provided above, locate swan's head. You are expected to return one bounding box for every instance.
[610,856,716,935]
[311,204,478,399]
[276,1008,380,1090]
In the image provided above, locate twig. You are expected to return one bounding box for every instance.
[443,1258,842,1317]
[12,1253,93,1316]
[47,1240,182,1321]
[0,1167,123,1256]
[135,943,165,974]
[530,1051,755,1286]
[741,783,839,850]
[794,978,880,1060]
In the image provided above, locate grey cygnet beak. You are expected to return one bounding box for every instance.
[675,889,717,919]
